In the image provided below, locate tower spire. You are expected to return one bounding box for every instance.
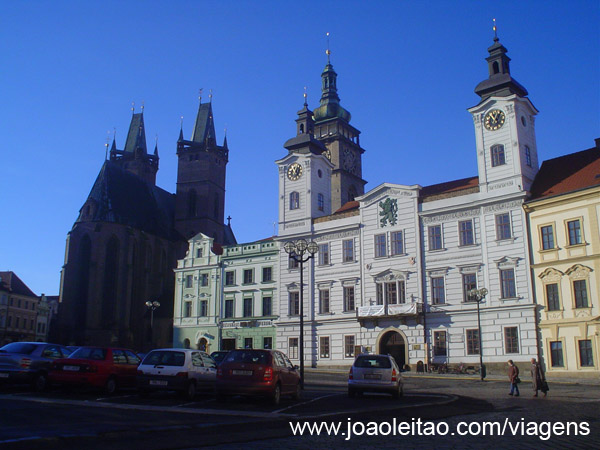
[493,18,498,42]
[326,32,331,64]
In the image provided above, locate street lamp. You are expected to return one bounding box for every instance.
[145,300,160,347]
[284,239,319,389]
[468,288,488,381]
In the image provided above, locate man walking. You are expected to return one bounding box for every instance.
[508,360,519,396]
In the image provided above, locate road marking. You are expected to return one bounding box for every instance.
[272,393,341,414]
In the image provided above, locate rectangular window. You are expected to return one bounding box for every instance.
[263,337,273,350]
[390,231,403,255]
[385,282,397,305]
[196,247,203,258]
[567,220,582,245]
[185,275,193,288]
[525,145,532,167]
[262,296,272,316]
[573,280,589,308]
[244,338,253,349]
[546,284,560,311]
[184,301,192,317]
[342,239,354,262]
[288,338,298,359]
[243,269,253,284]
[432,277,445,305]
[290,192,300,210]
[288,254,299,269]
[550,341,564,367]
[500,268,516,298]
[199,300,208,317]
[224,299,234,318]
[318,193,325,212]
[319,289,330,314]
[344,335,355,358]
[225,271,235,286]
[320,336,330,358]
[504,327,519,354]
[289,292,300,316]
[262,267,272,282]
[243,298,253,317]
[374,234,387,258]
[318,244,329,266]
[200,273,209,287]
[541,225,555,250]
[463,274,477,302]
[459,220,474,246]
[466,329,480,355]
[578,340,594,367]
[491,144,505,167]
[433,331,447,356]
[495,213,511,240]
[428,225,442,250]
[343,286,355,311]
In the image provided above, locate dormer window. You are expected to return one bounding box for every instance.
[196,248,203,258]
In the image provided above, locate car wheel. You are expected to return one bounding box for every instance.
[291,382,301,401]
[104,377,117,395]
[271,383,281,406]
[392,385,400,399]
[183,381,196,401]
[33,373,48,392]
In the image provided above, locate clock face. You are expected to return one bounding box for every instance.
[484,109,506,131]
[287,162,303,181]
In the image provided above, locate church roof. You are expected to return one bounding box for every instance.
[529,141,600,201]
[124,113,148,154]
[192,103,216,145]
[0,271,37,297]
[78,160,178,240]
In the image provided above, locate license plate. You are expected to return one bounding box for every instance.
[63,365,80,372]
[150,380,168,386]
[0,373,8,378]
[232,370,252,376]
[364,373,381,380]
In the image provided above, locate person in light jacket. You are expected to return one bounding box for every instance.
[507,360,520,396]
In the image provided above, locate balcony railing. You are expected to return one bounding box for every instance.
[357,302,422,319]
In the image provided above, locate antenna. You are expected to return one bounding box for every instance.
[326,32,331,63]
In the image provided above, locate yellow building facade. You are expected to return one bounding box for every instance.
[524,140,600,379]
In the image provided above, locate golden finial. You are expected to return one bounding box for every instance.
[105,130,110,160]
[493,18,498,41]
[198,88,203,103]
[303,86,307,106]
[141,101,145,112]
[326,32,331,63]
[131,101,135,113]
[209,89,213,102]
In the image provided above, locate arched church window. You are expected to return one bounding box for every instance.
[492,61,500,74]
[290,192,300,210]
[299,124,304,134]
[101,235,120,328]
[187,190,197,218]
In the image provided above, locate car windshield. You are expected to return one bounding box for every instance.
[70,347,107,360]
[354,356,392,369]
[211,352,228,363]
[225,350,269,364]
[0,342,38,354]
[142,351,185,367]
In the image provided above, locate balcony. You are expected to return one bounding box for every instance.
[357,302,422,324]
[220,319,274,329]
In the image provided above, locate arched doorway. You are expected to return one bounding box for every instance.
[197,338,208,352]
[379,330,406,368]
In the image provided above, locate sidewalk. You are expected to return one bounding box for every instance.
[304,367,600,386]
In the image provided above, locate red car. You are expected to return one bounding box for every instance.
[216,349,300,405]
[49,346,141,394]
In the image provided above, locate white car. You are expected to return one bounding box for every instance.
[348,354,403,398]
[137,349,216,400]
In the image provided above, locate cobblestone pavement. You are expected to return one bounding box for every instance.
[212,376,600,449]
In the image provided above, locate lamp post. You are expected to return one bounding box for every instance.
[468,288,488,381]
[145,301,160,347]
[283,239,318,389]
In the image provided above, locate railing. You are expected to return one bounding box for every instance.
[357,302,422,318]
[221,319,274,329]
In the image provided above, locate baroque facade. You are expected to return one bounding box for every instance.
[524,140,600,378]
[275,35,539,374]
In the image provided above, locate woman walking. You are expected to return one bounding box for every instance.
[508,360,520,397]
[531,358,547,397]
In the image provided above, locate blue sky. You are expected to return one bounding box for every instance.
[1,1,598,295]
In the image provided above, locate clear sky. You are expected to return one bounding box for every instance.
[1,0,598,295]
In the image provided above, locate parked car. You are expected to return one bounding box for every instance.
[216,349,300,405]
[0,342,72,391]
[137,348,216,400]
[49,346,141,394]
[348,354,403,398]
[210,351,229,366]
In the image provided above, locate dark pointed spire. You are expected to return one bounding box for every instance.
[191,101,217,146]
[154,135,159,157]
[124,112,148,154]
[474,25,528,100]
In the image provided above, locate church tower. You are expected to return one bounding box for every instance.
[276,94,333,237]
[468,29,539,195]
[175,99,230,244]
[109,110,158,185]
[313,51,367,211]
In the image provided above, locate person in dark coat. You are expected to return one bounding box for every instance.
[530,358,546,397]
[507,360,520,396]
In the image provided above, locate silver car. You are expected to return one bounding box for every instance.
[137,349,216,400]
[348,354,403,398]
